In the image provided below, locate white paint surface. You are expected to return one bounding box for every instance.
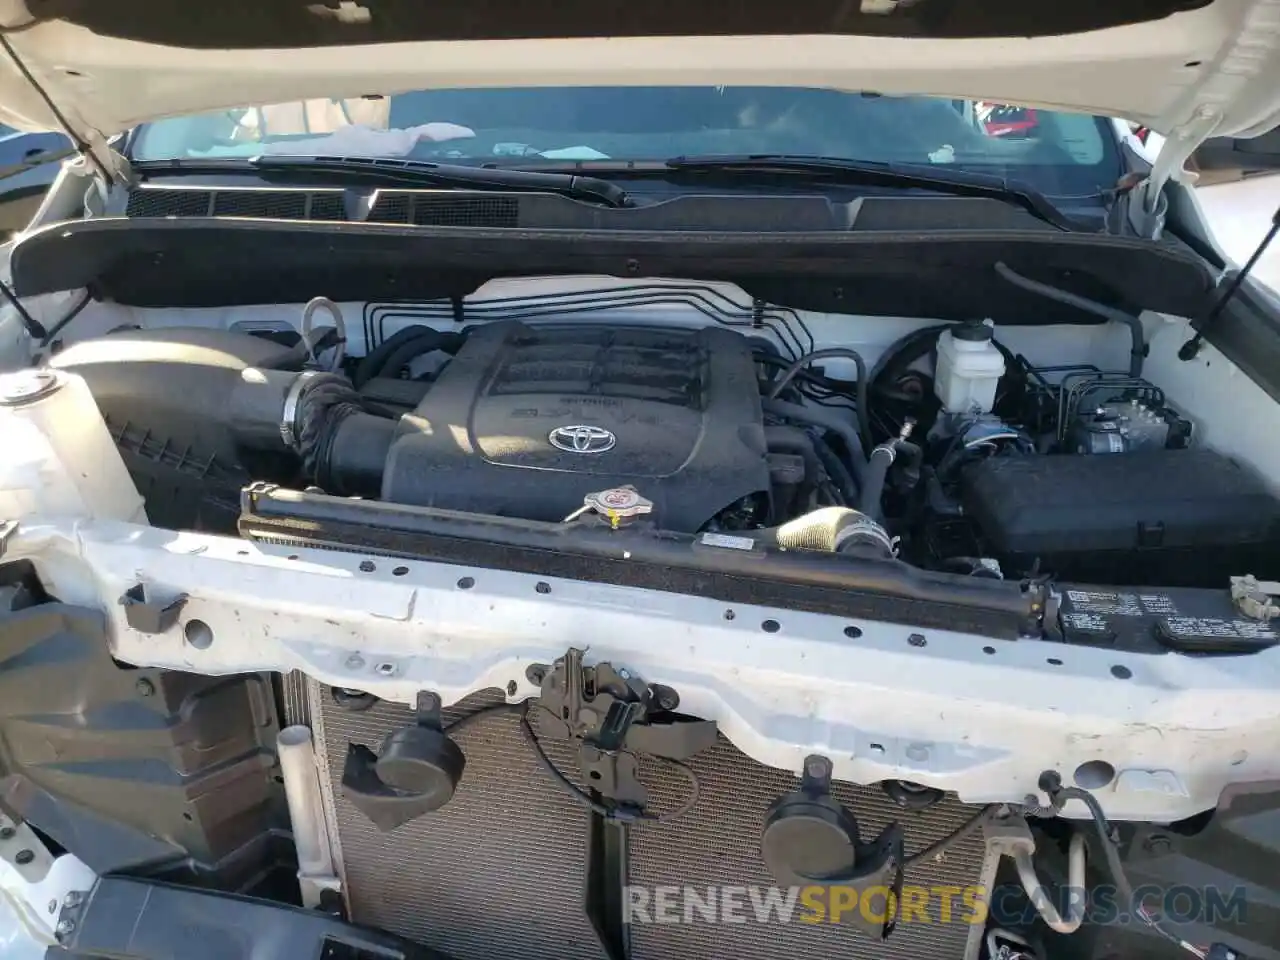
[1196,173,1280,295]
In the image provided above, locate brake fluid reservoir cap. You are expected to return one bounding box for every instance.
[952,321,994,342]
[0,369,61,406]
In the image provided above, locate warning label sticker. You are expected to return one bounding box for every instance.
[1062,613,1111,632]
[1065,590,1180,617]
[1162,617,1278,641]
[699,532,755,551]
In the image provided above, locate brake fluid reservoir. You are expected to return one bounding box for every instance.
[934,321,1006,414]
[0,369,146,523]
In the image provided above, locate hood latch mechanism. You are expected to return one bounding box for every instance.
[530,647,718,820]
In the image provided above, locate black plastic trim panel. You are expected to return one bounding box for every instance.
[238,483,1039,638]
[52,876,449,960]
[8,216,1215,325]
[0,577,289,886]
[1199,281,1280,406]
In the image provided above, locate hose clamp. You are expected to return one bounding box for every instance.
[280,371,325,450]
[871,442,898,465]
[832,511,899,558]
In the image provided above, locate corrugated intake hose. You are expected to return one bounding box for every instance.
[753,506,896,558]
[291,375,369,482]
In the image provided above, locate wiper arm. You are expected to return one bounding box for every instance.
[663,154,1083,231]
[132,155,632,208]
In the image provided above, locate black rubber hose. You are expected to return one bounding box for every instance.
[353,326,464,388]
[894,438,923,478]
[767,347,872,453]
[1040,774,1204,956]
[858,439,922,522]
[761,398,866,481]
[354,325,430,387]
[860,446,894,521]
[810,429,859,506]
[904,805,996,867]
[995,262,1145,378]
[323,413,398,496]
[375,330,466,382]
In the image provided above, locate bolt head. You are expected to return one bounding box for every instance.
[135,677,155,697]
[55,918,75,939]
[345,653,365,669]
[804,755,831,779]
[416,691,440,711]
[0,825,15,839]
[63,891,82,908]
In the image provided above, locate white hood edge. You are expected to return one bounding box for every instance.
[0,0,1278,146]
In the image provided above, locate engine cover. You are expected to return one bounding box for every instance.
[381,321,771,531]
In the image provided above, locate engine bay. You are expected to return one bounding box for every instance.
[8,279,1280,960]
[42,284,1280,603]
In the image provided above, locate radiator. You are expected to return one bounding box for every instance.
[308,680,992,960]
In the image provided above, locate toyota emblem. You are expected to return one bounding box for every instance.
[548,425,616,454]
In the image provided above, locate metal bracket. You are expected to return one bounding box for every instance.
[983,809,1037,860]
[1,810,95,947]
[118,583,188,634]
[1115,107,1223,239]
[531,648,717,814]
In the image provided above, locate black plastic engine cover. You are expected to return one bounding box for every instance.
[381,322,770,531]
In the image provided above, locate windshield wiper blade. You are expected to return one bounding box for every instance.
[663,154,1084,231]
[132,155,632,208]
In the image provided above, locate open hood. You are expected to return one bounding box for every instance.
[0,0,1278,150]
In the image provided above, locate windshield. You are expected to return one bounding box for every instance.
[131,87,1120,196]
